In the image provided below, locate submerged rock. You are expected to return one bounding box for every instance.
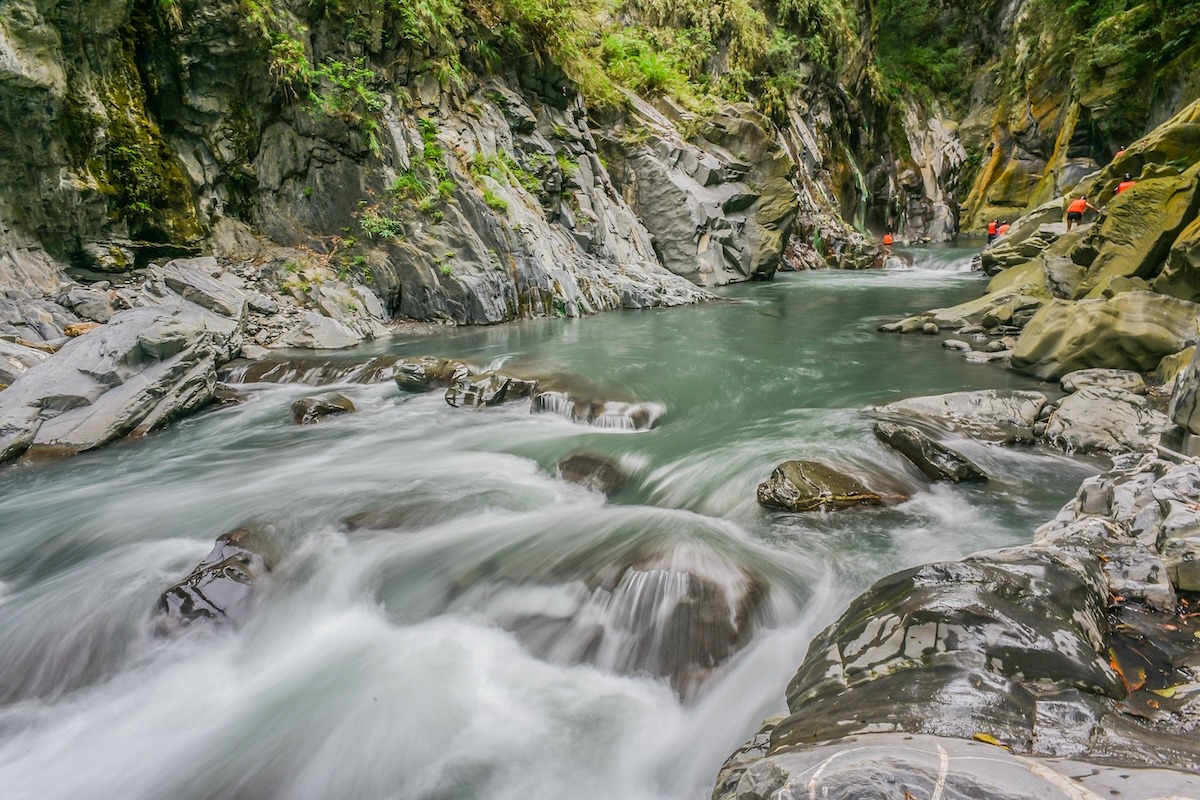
[155,525,278,631]
[291,392,356,424]
[556,452,628,496]
[757,460,900,512]
[873,421,987,482]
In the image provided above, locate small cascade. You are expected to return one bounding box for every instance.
[455,544,764,697]
[532,392,663,431]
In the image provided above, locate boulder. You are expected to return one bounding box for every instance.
[1060,368,1147,394]
[393,356,473,392]
[1011,292,1200,380]
[1156,346,1195,392]
[980,223,1062,275]
[153,259,248,319]
[556,452,628,496]
[270,312,362,350]
[1042,386,1170,455]
[0,338,50,385]
[291,391,356,424]
[155,525,278,631]
[874,390,1047,443]
[873,421,987,482]
[756,460,900,512]
[0,306,221,463]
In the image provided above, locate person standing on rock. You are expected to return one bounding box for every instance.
[1116,173,1137,195]
[1066,195,1098,231]
[882,229,895,255]
[987,219,999,244]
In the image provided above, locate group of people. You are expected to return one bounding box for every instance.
[881,153,1139,253]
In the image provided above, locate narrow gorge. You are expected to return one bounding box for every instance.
[2,0,1200,798]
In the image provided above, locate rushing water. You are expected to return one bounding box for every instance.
[0,250,1100,800]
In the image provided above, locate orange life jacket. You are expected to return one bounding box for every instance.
[1117,180,1136,194]
[882,233,894,246]
[1067,198,1088,214]
[987,221,998,235]
[1115,149,1126,158]
[998,224,1010,235]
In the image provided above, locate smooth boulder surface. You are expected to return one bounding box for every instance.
[873,421,987,482]
[757,460,899,512]
[155,525,278,631]
[0,307,222,462]
[1059,367,1147,394]
[1042,386,1170,454]
[1011,292,1200,380]
[874,389,1047,443]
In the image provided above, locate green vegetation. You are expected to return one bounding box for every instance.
[483,189,510,213]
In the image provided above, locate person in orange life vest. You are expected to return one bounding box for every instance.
[1116,173,1137,195]
[882,229,895,254]
[1114,146,1126,159]
[987,219,999,244]
[997,220,1011,236]
[1065,195,1098,231]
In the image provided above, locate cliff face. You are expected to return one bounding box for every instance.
[958,0,1200,229]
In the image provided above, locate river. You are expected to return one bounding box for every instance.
[0,248,1101,800]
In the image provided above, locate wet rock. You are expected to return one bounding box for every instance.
[532,390,663,430]
[445,371,538,408]
[873,421,987,482]
[1042,386,1170,455]
[942,339,971,351]
[757,460,900,512]
[155,525,277,631]
[874,389,1047,444]
[921,322,939,335]
[1060,367,1147,394]
[556,452,628,496]
[393,356,473,392]
[291,392,355,424]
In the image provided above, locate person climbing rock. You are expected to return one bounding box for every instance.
[882,229,894,254]
[1114,145,1126,159]
[1065,195,1098,231]
[1116,173,1137,195]
[987,219,999,244]
[997,220,1011,236]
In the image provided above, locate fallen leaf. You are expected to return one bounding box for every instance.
[972,732,1009,749]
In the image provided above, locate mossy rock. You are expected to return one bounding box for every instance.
[756,460,900,512]
[1152,216,1200,302]
[1012,292,1200,380]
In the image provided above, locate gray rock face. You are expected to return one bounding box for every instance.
[980,223,1063,276]
[601,100,798,286]
[155,525,277,631]
[1043,386,1170,454]
[0,306,221,463]
[873,421,987,482]
[874,390,1048,443]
